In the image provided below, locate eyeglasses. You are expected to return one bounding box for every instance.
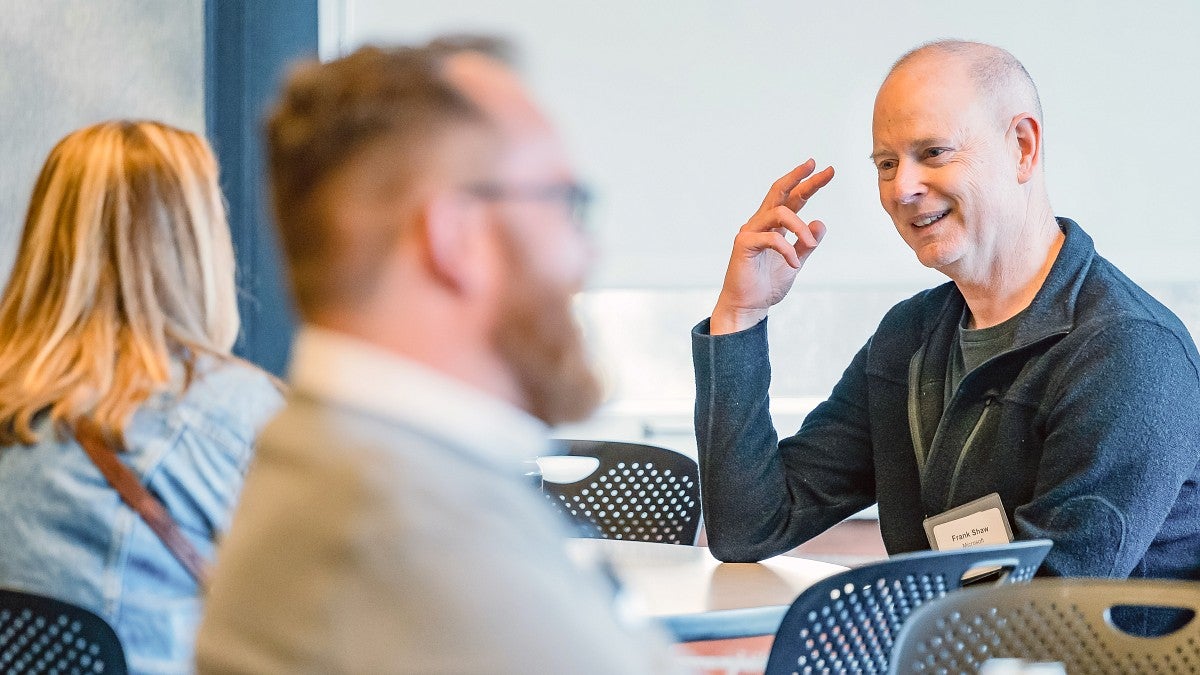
[463,182,594,228]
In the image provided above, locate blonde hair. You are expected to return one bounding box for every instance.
[0,120,241,444]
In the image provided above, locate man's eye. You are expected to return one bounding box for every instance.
[924,147,951,159]
[876,159,897,172]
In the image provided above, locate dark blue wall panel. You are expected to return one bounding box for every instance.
[205,0,317,376]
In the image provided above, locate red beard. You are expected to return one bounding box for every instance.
[491,235,603,426]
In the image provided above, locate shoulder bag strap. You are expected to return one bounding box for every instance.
[73,418,211,589]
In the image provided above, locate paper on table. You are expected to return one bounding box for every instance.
[536,455,599,483]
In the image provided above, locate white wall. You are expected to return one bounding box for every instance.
[329,0,1200,291]
[0,0,206,283]
[326,1,1200,457]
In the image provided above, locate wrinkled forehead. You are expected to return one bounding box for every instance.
[443,52,572,182]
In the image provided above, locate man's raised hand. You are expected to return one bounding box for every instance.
[710,159,834,335]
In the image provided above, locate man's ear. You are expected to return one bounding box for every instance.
[1012,113,1041,184]
[418,190,493,296]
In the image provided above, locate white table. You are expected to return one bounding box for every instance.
[566,538,847,642]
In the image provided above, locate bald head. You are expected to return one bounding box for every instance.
[871,40,1056,286]
[887,40,1043,125]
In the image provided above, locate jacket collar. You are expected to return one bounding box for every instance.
[908,217,1095,474]
[919,217,1094,348]
[1009,217,1094,346]
[288,326,552,471]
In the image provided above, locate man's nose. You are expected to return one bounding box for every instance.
[893,160,926,206]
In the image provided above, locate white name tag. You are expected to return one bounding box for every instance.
[923,492,1014,550]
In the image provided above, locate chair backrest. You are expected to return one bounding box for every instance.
[541,439,701,545]
[0,588,127,674]
[764,539,1053,675]
[889,578,1200,674]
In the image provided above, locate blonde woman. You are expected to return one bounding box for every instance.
[0,121,282,674]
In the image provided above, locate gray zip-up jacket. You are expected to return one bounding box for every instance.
[693,218,1200,583]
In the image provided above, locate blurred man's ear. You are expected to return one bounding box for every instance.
[420,190,497,297]
[1013,113,1042,184]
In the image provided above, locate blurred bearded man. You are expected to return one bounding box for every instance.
[197,38,670,673]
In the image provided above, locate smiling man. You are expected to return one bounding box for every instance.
[694,40,1200,601]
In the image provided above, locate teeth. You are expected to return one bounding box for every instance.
[918,212,947,226]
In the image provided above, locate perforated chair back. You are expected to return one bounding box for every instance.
[541,440,701,545]
[0,588,126,674]
[889,578,1200,674]
[764,539,1053,675]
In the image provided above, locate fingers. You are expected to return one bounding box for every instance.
[734,215,826,270]
[808,219,828,243]
[759,160,835,212]
[733,159,833,272]
[743,205,818,246]
[735,230,802,268]
[759,159,817,211]
[794,219,827,266]
[785,165,835,212]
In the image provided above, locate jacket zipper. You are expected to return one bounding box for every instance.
[944,396,995,510]
[907,345,928,472]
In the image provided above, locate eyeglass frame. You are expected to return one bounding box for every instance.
[462,182,594,229]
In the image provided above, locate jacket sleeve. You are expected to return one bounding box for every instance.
[1014,318,1200,578]
[144,365,283,550]
[692,317,876,562]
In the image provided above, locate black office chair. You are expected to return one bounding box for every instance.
[0,588,127,674]
[541,440,701,545]
[764,540,1053,675]
[889,578,1200,674]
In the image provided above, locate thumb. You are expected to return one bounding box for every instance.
[794,219,827,266]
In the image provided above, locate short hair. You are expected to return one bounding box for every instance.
[890,39,1043,122]
[266,37,511,318]
[0,120,241,444]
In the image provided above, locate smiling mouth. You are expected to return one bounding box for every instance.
[913,210,950,227]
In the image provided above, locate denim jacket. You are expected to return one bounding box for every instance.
[0,357,282,674]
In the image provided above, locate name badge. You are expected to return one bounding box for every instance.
[923,492,1013,550]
